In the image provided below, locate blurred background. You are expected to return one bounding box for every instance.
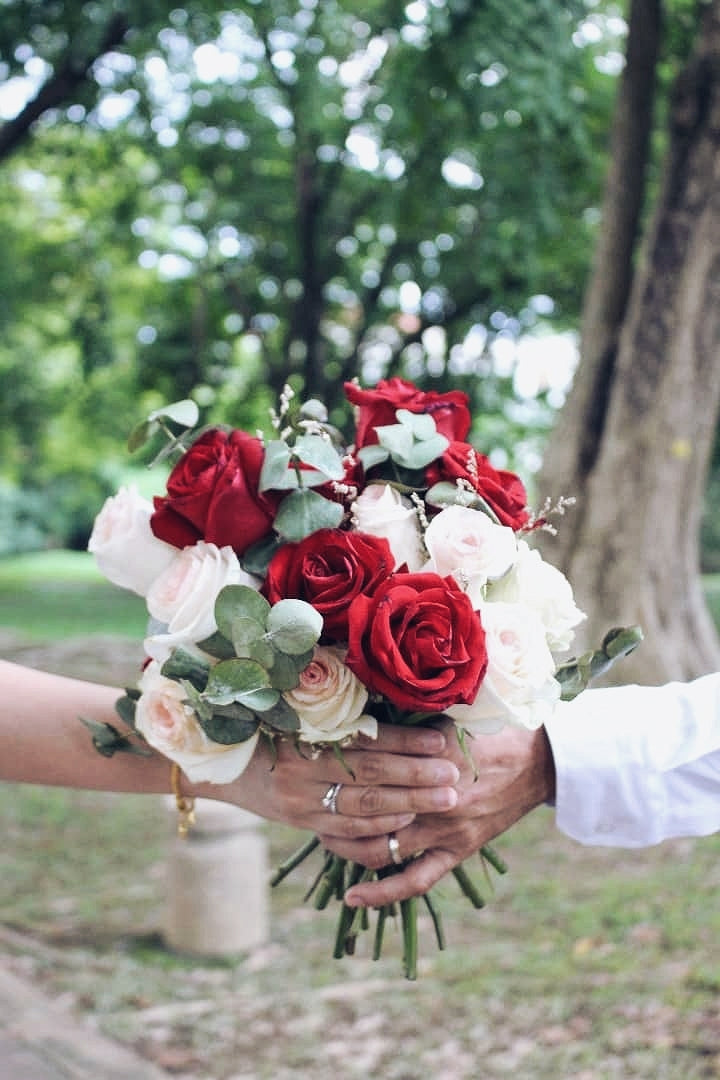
[1,2,719,1078]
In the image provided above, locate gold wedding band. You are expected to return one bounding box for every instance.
[387,832,403,866]
[322,782,342,814]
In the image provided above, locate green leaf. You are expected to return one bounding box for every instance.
[127,417,160,453]
[395,409,436,440]
[293,433,346,480]
[215,585,270,640]
[556,625,644,701]
[266,649,305,691]
[204,657,273,703]
[195,705,260,745]
[266,598,323,654]
[228,615,270,655]
[259,439,295,491]
[375,421,414,459]
[161,647,210,690]
[397,433,449,470]
[357,444,390,471]
[195,630,236,661]
[273,488,344,540]
[241,534,285,577]
[259,696,301,734]
[148,399,199,428]
[114,691,139,731]
[80,717,150,758]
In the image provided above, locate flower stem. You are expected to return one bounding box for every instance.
[400,897,418,980]
[480,843,507,875]
[452,864,486,908]
[269,835,321,887]
[422,891,446,951]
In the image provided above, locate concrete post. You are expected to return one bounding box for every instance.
[163,799,270,957]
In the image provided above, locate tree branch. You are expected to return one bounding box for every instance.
[0,12,129,162]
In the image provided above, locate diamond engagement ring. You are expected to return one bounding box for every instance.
[387,832,403,866]
[321,782,342,814]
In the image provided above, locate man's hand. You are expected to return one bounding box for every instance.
[319,723,556,907]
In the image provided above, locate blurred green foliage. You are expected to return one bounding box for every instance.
[0,1,716,555]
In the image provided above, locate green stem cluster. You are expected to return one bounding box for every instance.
[270,840,507,980]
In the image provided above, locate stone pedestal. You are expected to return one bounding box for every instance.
[163,799,269,958]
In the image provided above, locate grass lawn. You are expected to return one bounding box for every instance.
[0,550,147,639]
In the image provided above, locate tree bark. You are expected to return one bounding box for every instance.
[539,0,720,685]
[537,0,662,568]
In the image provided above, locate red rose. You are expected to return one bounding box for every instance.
[344,377,471,450]
[263,528,395,642]
[345,571,487,713]
[151,428,279,555]
[426,441,530,530]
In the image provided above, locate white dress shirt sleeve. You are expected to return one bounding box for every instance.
[544,672,720,846]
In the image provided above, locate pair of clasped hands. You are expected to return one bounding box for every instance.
[242,720,555,907]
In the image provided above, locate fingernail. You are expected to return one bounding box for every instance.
[420,730,446,752]
[434,763,460,784]
[430,787,458,809]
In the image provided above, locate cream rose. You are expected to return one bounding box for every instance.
[87,485,177,597]
[134,661,259,783]
[144,541,260,664]
[447,600,560,733]
[283,645,377,744]
[423,504,518,608]
[351,483,425,571]
[486,539,585,651]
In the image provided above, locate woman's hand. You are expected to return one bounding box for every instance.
[209,723,460,840]
[317,723,555,905]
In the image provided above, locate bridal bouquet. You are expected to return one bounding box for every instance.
[87,377,640,977]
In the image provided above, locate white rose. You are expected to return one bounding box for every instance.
[283,645,377,744]
[447,601,560,734]
[144,541,260,664]
[135,661,259,783]
[487,539,585,651]
[351,483,425,571]
[423,504,518,607]
[87,485,177,597]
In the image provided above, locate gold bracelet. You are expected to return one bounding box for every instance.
[170,762,196,838]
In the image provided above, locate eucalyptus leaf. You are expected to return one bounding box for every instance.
[273,488,344,540]
[114,691,138,730]
[80,717,150,757]
[161,647,210,690]
[239,687,281,712]
[241,534,285,577]
[556,625,644,701]
[148,399,199,428]
[229,615,270,656]
[266,649,305,691]
[127,417,159,453]
[204,658,273,705]
[266,598,323,655]
[356,444,390,470]
[397,433,449,470]
[259,696,301,734]
[195,630,236,661]
[294,433,346,480]
[215,585,271,640]
[396,409,437,440]
[196,709,260,745]
[375,422,414,459]
[259,439,295,491]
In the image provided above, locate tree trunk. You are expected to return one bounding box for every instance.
[537,0,661,567]
[537,0,720,685]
